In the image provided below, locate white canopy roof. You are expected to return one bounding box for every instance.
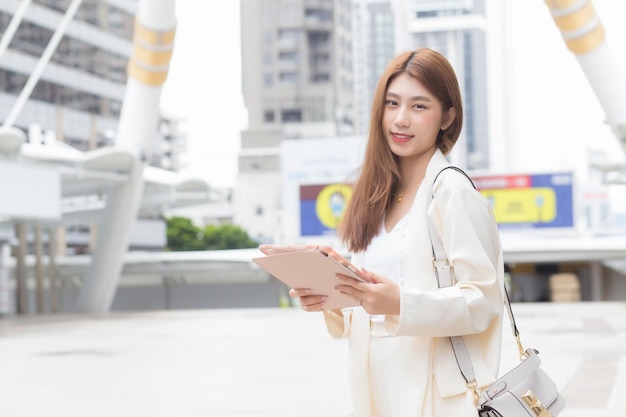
[16,141,217,224]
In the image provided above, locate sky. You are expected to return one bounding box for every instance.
[160,1,245,188]
[160,0,626,191]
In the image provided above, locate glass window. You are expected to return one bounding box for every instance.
[310,52,329,66]
[279,72,298,84]
[0,69,124,117]
[281,109,302,123]
[308,31,330,49]
[305,8,333,22]
[416,11,437,18]
[278,29,299,40]
[1,70,28,94]
[32,0,134,39]
[311,73,329,83]
[279,51,298,63]
[4,15,128,83]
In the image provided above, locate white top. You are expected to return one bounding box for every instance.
[363,213,410,326]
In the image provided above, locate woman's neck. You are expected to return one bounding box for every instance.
[397,147,435,185]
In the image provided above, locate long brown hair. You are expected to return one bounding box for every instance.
[339,48,463,252]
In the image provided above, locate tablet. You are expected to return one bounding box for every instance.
[253,244,367,310]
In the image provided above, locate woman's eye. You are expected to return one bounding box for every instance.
[385,100,397,106]
[413,104,426,109]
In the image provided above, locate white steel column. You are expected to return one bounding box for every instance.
[75,0,177,313]
[544,0,626,153]
[0,0,32,61]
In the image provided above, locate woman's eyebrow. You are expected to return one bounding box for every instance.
[385,91,432,101]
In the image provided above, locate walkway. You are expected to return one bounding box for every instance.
[0,302,625,416]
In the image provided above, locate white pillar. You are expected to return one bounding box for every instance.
[75,0,177,313]
[0,0,32,61]
[544,0,626,151]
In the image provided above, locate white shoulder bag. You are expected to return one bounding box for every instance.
[429,167,566,417]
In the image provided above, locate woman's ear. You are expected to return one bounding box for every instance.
[441,107,456,130]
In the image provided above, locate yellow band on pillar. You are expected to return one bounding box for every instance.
[564,22,605,54]
[133,43,173,67]
[127,60,169,86]
[552,0,595,32]
[134,19,176,46]
[128,19,176,86]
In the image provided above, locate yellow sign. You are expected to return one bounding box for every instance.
[481,187,557,224]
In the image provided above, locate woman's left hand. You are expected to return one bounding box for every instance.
[335,269,400,315]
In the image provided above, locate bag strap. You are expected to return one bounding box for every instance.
[427,166,525,389]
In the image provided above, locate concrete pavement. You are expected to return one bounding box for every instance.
[0,302,625,417]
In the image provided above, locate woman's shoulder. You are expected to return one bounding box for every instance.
[432,166,476,194]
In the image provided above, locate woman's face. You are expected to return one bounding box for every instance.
[382,73,452,163]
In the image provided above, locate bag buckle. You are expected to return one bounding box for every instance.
[467,382,479,407]
[522,389,554,417]
[431,258,448,271]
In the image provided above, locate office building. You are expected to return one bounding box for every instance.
[394,0,491,170]
[237,0,357,242]
[236,0,498,242]
[0,0,132,150]
[352,0,397,134]
[0,0,187,254]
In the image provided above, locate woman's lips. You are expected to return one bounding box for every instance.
[391,132,413,142]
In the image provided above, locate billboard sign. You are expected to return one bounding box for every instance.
[472,172,574,229]
[283,138,574,235]
[300,183,353,236]
[281,136,364,240]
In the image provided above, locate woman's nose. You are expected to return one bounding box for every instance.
[394,108,410,127]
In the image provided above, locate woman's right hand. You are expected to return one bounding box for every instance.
[288,288,327,312]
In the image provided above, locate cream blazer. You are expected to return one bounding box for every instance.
[324,150,504,417]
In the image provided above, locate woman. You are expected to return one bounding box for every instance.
[289,48,504,417]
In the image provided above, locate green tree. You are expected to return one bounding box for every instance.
[165,216,206,251]
[165,217,258,251]
[203,224,258,250]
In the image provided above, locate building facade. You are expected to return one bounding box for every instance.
[236,0,357,242]
[0,0,186,254]
[395,0,490,170]
[0,0,132,150]
[236,0,496,242]
[352,0,397,134]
